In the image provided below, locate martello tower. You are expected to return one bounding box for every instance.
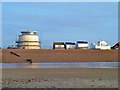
[16,31,41,49]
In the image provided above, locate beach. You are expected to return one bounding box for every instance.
[2,68,118,88]
[1,49,118,63]
[1,49,119,88]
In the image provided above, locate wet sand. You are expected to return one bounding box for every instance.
[1,49,118,63]
[2,68,118,88]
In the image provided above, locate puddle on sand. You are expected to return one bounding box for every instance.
[0,62,119,69]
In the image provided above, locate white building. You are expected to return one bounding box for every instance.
[16,31,41,49]
[91,40,111,50]
[76,41,88,49]
[65,42,76,49]
[53,42,65,49]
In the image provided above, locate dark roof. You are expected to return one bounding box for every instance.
[65,42,75,45]
[53,42,64,45]
[77,41,88,43]
[111,42,120,49]
[21,31,37,33]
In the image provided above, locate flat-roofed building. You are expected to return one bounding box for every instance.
[16,31,41,49]
[65,42,76,49]
[76,41,88,49]
[53,42,65,49]
[91,40,111,50]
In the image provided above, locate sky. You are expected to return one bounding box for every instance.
[2,2,118,49]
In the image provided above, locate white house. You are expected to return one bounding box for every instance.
[76,41,88,49]
[53,42,65,49]
[91,40,111,50]
[65,42,76,49]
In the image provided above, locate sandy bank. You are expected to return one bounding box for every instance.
[2,68,118,88]
[1,49,118,63]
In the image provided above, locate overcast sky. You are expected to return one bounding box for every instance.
[2,2,118,49]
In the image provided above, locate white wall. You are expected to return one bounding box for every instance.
[19,35,39,41]
[18,46,40,49]
[17,34,40,49]
[55,45,64,48]
[18,42,40,46]
[78,43,88,47]
[66,45,76,49]
[95,45,111,50]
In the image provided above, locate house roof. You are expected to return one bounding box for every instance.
[53,42,64,45]
[111,42,120,49]
[65,42,75,45]
[77,41,88,43]
[21,31,37,33]
[92,40,110,46]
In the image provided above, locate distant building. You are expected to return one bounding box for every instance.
[65,42,76,49]
[76,41,88,49]
[111,42,120,49]
[16,31,41,49]
[7,45,16,49]
[91,40,111,50]
[53,42,65,49]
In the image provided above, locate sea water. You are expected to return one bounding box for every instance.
[0,62,119,69]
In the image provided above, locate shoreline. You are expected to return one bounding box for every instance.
[1,49,118,63]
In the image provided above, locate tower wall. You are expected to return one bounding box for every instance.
[16,31,40,49]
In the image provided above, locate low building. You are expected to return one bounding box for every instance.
[65,42,76,49]
[76,41,88,49]
[111,42,120,49]
[7,45,16,49]
[53,42,65,49]
[91,40,111,50]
